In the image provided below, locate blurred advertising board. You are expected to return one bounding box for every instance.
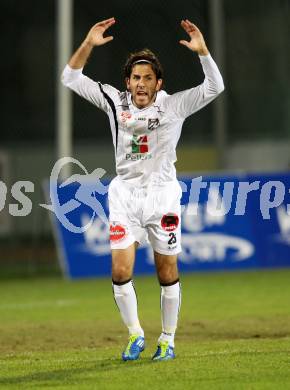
[47,172,290,279]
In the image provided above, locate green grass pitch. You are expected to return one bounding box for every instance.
[0,269,290,389]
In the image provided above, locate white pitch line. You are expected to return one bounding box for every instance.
[0,299,78,310]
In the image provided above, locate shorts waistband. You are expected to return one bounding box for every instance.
[115,175,179,190]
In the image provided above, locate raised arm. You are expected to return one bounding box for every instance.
[68,17,115,69]
[164,19,224,119]
[62,18,119,112]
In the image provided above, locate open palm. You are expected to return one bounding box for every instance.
[85,17,116,47]
[179,19,208,55]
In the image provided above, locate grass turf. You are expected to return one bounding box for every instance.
[0,269,290,389]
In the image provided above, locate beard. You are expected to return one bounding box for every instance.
[133,90,156,108]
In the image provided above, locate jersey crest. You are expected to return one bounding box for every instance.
[148,118,160,130]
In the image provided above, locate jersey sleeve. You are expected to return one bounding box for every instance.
[61,65,119,113]
[163,54,225,119]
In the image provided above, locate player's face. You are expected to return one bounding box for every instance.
[126,64,162,109]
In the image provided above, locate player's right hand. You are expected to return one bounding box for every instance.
[85,17,116,47]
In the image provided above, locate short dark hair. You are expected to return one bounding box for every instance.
[124,48,164,80]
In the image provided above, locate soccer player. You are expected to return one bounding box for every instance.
[62,17,224,361]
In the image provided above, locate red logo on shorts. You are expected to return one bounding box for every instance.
[161,214,179,232]
[110,223,127,242]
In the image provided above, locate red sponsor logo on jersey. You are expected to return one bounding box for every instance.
[110,223,127,242]
[120,111,132,123]
[161,213,179,231]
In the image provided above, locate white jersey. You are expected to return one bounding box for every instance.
[62,54,224,188]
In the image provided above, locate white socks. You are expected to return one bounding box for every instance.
[112,279,144,337]
[112,278,181,347]
[158,280,181,348]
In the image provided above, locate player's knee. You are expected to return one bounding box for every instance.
[112,264,132,283]
[157,264,178,284]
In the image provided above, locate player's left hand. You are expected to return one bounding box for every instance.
[179,19,209,56]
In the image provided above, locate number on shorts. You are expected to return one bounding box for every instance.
[168,232,177,245]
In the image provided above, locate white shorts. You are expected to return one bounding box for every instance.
[108,176,182,255]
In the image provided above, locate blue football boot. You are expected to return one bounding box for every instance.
[152,341,175,361]
[122,335,145,361]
